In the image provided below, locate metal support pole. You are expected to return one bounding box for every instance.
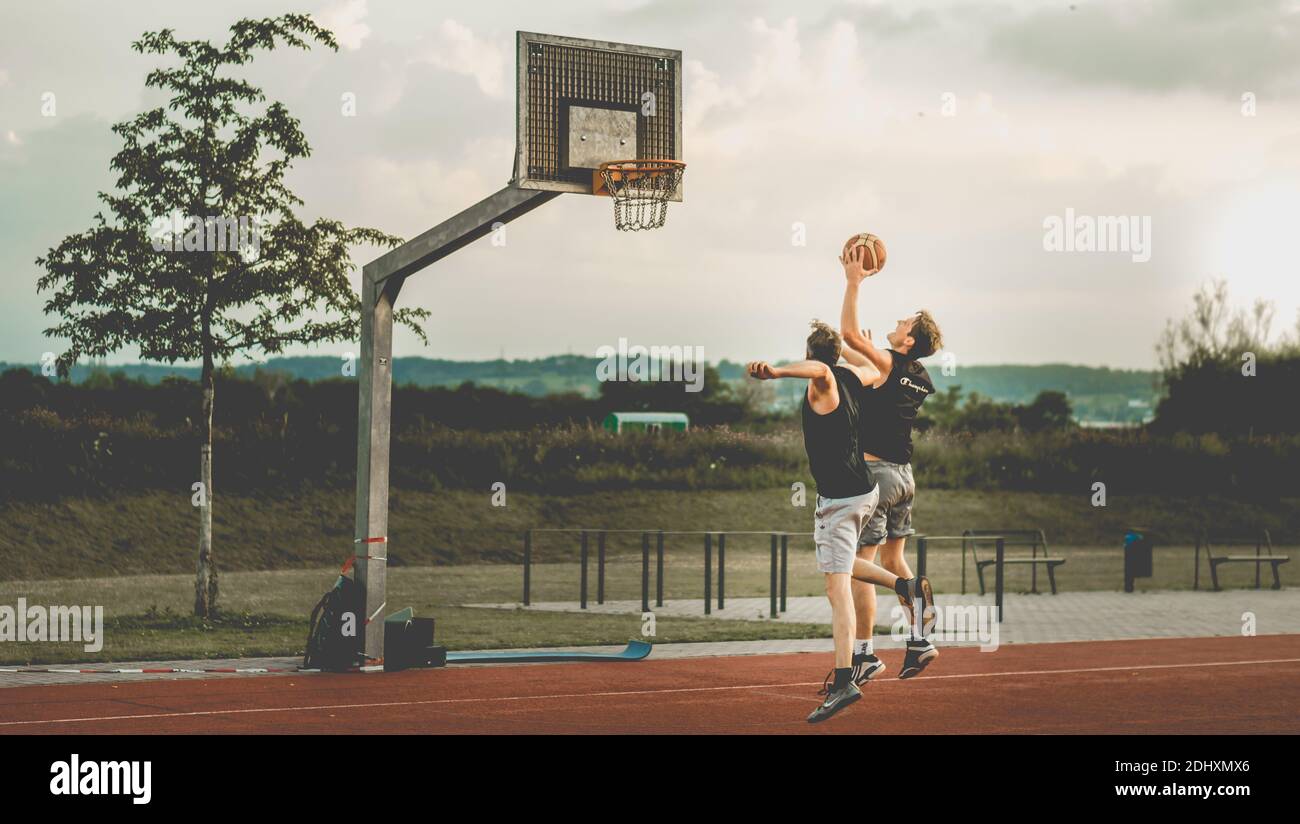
[995,537,1005,623]
[961,536,967,595]
[780,534,788,613]
[353,271,402,666]
[656,530,665,607]
[717,533,725,610]
[597,530,606,605]
[580,530,589,610]
[704,533,712,616]
[769,533,779,618]
[641,532,650,613]
[523,530,532,606]
[353,186,559,666]
[1256,537,1262,589]
[1031,537,1039,594]
[1194,535,1200,590]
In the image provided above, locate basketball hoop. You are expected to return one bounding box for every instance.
[596,160,686,231]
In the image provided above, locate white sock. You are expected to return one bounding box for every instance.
[855,639,874,656]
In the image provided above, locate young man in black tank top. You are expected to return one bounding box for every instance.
[840,244,944,680]
[748,321,929,723]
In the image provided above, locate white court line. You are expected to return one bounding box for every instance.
[2,657,1297,729]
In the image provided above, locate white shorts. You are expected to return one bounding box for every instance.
[813,489,880,574]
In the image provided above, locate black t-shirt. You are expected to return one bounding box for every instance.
[857,350,934,464]
[801,365,875,499]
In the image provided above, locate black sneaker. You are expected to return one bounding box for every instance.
[898,638,938,679]
[807,682,862,723]
[852,653,886,685]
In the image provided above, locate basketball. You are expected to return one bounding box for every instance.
[843,232,887,274]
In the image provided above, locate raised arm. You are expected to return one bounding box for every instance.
[836,321,873,369]
[839,246,894,377]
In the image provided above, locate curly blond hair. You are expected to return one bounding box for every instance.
[909,310,943,358]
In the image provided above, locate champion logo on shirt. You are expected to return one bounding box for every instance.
[899,376,932,395]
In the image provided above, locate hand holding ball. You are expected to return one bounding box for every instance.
[841,233,886,280]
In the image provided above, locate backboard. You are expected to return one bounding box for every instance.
[512,31,683,201]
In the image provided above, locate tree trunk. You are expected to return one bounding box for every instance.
[194,353,218,617]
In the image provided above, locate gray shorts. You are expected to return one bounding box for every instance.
[814,488,880,574]
[858,461,916,546]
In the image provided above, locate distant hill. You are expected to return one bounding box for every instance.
[721,361,1160,424]
[0,356,603,397]
[934,365,1159,424]
[1,356,1161,424]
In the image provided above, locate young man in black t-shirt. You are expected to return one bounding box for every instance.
[748,321,928,723]
[840,244,944,680]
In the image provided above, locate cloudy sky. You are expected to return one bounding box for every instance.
[3,0,1300,369]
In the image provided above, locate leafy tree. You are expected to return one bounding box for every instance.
[951,392,1017,433]
[1015,391,1074,432]
[919,385,963,429]
[1156,279,1275,370]
[919,385,1076,433]
[35,15,427,616]
[1154,280,1300,435]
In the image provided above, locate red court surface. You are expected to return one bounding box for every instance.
[3,635,1298,734]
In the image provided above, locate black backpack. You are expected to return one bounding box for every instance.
[304,572,363,671]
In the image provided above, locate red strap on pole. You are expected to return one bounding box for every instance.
[342,538,389,574]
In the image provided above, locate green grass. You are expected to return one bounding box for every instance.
[3,538,1286,664]
[4,487,1295,580]
[2,487,1292,664]
[0,565,837,665]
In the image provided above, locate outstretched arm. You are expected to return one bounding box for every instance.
[749,359,839,413]
[748,359,831,385]
[840,246,893,377]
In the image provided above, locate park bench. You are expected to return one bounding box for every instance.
[1196,530,1289,591]
[962,529,1067,595]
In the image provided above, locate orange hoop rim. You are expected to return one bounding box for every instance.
[594,158,686,202]
[598,159,687,173]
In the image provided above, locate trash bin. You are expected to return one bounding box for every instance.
[1123,528,1155,592]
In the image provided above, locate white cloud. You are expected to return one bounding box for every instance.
[352,148,502,230]
[746,17,802,95]
[4,1,1300,367]
[988,0,1300,97]
[315,0,372,51]
[414,20,506,99]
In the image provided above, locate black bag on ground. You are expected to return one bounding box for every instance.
[304,572,363,671]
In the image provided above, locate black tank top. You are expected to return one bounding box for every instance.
[857,350,934,464]
[801,365,874,498]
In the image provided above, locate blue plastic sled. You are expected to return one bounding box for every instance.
[446,640,651,665]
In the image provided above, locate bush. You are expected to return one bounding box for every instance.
[911,428,1300,497]
[4,368,1298,502]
